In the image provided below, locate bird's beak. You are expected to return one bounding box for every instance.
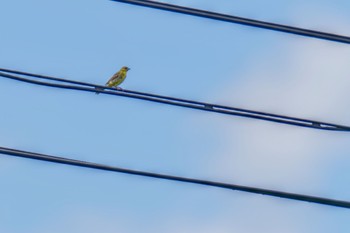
[127,67,131,71]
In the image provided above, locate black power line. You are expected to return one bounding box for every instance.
[0,68,349,131]
[110,0,350,45]
[1,146,350,209]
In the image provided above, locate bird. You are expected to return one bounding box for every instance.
[95,66,130,94]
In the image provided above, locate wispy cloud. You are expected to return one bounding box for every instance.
[197,11,350,233]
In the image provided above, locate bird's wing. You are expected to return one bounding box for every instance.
[105,71,120,85]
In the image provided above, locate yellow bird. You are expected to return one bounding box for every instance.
[95,66,130,94]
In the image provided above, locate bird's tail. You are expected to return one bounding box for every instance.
[94,87,105,95]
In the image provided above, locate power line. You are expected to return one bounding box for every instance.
[0,68,349,131]
[1,146,349,209]
[110,0,350,45]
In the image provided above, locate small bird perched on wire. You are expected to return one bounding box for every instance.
[95,66,130,94]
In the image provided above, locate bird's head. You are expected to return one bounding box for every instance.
[121,66,131,72]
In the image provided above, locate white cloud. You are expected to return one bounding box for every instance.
[185,9,350,233]
[213,35,350,186]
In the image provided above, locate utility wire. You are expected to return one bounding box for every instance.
[1,146,350,209]
[0,68,349,131]
[110,0,350,45]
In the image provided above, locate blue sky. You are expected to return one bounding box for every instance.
[1,0,350,232]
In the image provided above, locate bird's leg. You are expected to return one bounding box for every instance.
[116,86,123,91]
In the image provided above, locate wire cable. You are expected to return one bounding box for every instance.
[0,68,349,131]
[1,146,350,209]
[110,0,350,45]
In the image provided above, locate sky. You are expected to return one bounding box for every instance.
[1,0,350,232]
